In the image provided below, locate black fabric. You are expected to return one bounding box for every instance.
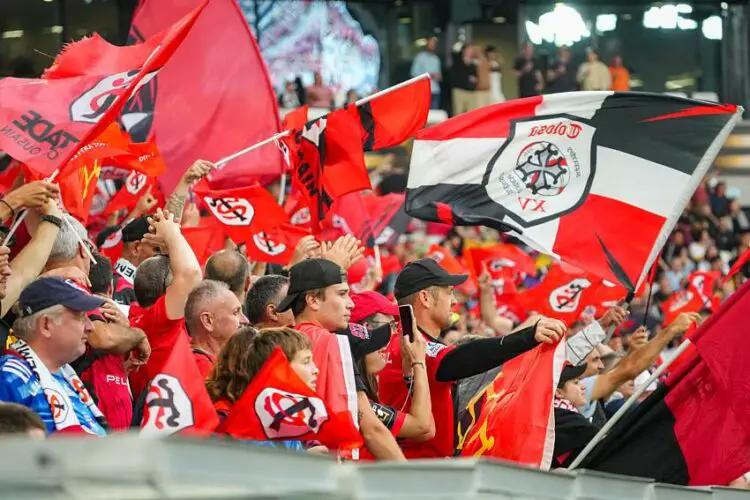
[513,57,539,98]
[553,407,600,468]
[435,326,538,382]
[70,349,109,405]
[277,259,345,312]
[578,383,690,484]
[451,60,477,91]
[547,60,578,93]
[394,258,468,300]
[113,286,137,307]
[336,323,391,361]
[369,401,399,431]
[586,93,735,176]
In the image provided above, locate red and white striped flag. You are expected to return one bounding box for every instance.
[405,92,742,292]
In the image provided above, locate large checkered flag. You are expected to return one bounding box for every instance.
[405,92,743,291]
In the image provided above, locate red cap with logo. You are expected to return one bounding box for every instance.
[350,291,399,323]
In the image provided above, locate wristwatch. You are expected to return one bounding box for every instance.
[40,215,63,228]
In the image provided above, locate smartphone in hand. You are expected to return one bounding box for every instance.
[398,304,415,342]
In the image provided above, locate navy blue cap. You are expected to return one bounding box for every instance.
[18,277,105,318]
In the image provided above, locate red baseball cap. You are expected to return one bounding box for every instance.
[350,291,399,323]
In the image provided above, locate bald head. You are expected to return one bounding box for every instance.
[205,249,250,300]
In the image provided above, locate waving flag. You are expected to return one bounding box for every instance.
[218,347,362,451]
[141,333,219,437]
[0,3,204,178]
[128,0,281,192]
[405,92,742,292]
[581,280,750,486]
[193,179,289,244]
[245,223,310,265]
[458,338,566,468]
[516,263,599,325]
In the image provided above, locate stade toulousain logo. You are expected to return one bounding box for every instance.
[255,388,329,439]
[141,374,195,436]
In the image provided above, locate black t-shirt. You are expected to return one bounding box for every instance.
[514,57,539,98]
[451,60,477,91]
[548,60,577,93]
[553,407,600,468]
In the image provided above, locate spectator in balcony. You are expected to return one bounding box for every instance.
[514,42,543,98]
[729,199,750,234]
[485,46,506,103]
[411,36,442,109]
[546,46,577,93]
[710,181,731,217]
[344,89,360,106]
[452,43,478,115]
[305,72,334,110]
[609,55,630,91]
[577,48,611,91]
[278,80,301,109]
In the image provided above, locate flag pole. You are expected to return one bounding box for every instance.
[566,339,693,470]
[214,73,432,168]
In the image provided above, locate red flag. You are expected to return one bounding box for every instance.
[459,339,565,468]
[245,223,310,265]
[128,0,282,192]
[183,220,226,268]
[0,4,205,178]
[217,347,362,450]
[99,227,124,263]
[193,179,289,244]
[140,333,219,436]
[362,192,410,247]
[516,264,598,325]
[720,246,750,287]
[425,244,466,276]
[583,279,750,486]
[356,76,431,151]
[285,106,371,232]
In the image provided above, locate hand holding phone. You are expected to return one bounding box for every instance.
[398,304,415,342]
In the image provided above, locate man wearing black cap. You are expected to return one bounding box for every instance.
[552,362,599,468]
[113,215,162,310]
[0,278,108,435]
[278,258,406,460]
[379,258,566,459]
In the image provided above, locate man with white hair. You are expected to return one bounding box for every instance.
[184,279,249,377]
[0,277,107,435]
[42,214,147,431]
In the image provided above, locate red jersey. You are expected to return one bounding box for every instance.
[128,296,187,398]
[192,347,216,380]
[378,331,455,458]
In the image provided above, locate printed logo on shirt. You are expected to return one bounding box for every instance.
[426,341,448,358]
[141,374,194,436]
[46,388,70,423]
[255,387,329,439]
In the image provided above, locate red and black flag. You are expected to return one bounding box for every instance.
[579,279,750,486]
[245,223,311,266]
[193,179,289,245]
[405,92,742,293]
[362,192,410,247]
[0,2,204,178]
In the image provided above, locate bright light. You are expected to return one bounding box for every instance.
[721,2,728,10]
[678,18,697,30]
[643,4,698,31]
[43,25,63,34]
[702,15,722,40]
[596,14,617,32]
[415,38,427,47]
[1,30,24,39]
[525,21,543,45]
[492,16,506,24]
[534,4,590,47]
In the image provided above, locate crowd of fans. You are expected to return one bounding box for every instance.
[0,150,744,489]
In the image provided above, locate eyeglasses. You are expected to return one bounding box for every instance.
[369,320,398,332]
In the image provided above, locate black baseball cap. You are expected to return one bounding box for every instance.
[18,278,105,318]
[558,362,587,387]
[394,258,468,300]
[277,259,347,313]
[337,323,391,361]
[121,216,150,243]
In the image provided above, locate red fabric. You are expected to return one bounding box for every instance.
[0,5,203,178]
[296,322,358,420]
[515,263,599,326]
[460,339,564,469]
[245,223,310,265]
[193,350,216,380]
[356,77,430,150]
[140,333,219,436]
[285,106,371,232]
[350,291,399,324]
[465,244,536,284]
[321,191,371,242]
[720,246,750,288]
[182,220,226,269]
[379,332,455,458]
[130,0,282,192]
[99,227,124,263]
[663,279,750,485]
[80,352,132,431]
[217,347,362,450]
[193,179,289,244]
[128,295,187,398]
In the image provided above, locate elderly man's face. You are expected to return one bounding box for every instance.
[47,308,94,364]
